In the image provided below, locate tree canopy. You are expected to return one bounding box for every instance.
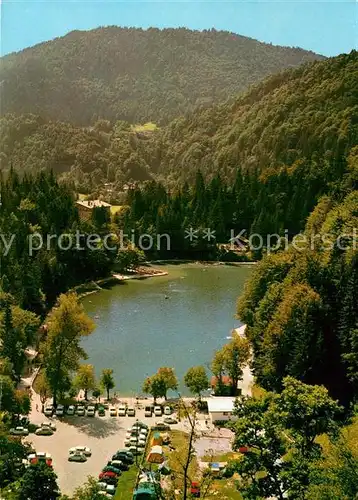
[43,292,94,406]
[0,27,321,126]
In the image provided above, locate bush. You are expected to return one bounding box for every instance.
[28,423,39,433]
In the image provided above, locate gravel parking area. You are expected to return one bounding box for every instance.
[27,395,166,495]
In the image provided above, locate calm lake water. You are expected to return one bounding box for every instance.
[81,264,253,396]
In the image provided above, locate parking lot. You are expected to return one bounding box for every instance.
[27,393,177,495]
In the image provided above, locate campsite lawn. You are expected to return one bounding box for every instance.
[114,465,139,500]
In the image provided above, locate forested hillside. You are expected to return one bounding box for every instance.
[1,51,357,238]
[152,50,358,183]
[237,170,358,405]
[0,26,322,125]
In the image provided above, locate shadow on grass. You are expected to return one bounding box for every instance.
[61,416,125,438]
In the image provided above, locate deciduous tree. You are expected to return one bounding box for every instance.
[184,366,209,400]
[157,367,178,399]
[17,462,60,500]
[65,476,108,499]
[73,364,96,400]
[36,372,51,413]
[142,374,166,403]
[100,369,115,401]
[43,293,94,406]
[230,377,342,500]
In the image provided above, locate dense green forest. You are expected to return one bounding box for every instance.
[0,27,322,125]
[237,175,358,405]
[0,171,117,313]
[1,52,357,240]
[0,28,357,499]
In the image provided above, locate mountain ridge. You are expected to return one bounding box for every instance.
[0,26,324,125]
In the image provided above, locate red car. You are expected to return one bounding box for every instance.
[190,481,200,497]
[99,471,119,480]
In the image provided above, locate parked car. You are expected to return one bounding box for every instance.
[28,452,52,467]
[98,405,106,416]
[109,460,129,471]
[128,445,145,455]
[86,405,96,417]
[67,405,75,416]
[55,404,64,417]
[101,475,118,485]
[191,481,200,497]
[109,407,117,417]
[69,446,92,457]
[35,426,54,436]
[154,406,162,417]
[10,426,29,436]
[14,416,30,427]
[154,421,170,431]
[131,421,148,430]
[98,481,108,491]
[117,405,126,417]
[102,465,121,475]
[144,405,152,417]
[76,405,85,416]
[164,416,178,425]
[68,452,87,462]
[44,405,54,417]
[41,421,56,431]
[129,427,147,436]
[28,452,52,466]
[129,436,146,446]
[163,406,172,415]
[99,471,120,480]
[127,407,136,417]
[112,451,134,464]
[106,484,116,496]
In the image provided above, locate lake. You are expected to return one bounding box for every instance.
[81,263,253,396]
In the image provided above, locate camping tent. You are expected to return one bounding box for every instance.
[133,482,158,500]
[151,432,162,446]
[147,445,164,464]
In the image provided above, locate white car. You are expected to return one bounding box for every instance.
[69,446,92,457]
[44,405,54,417]
[55,404,64,416]
[128,445,145,455]
[154,406,162,417]
[68,451,87,462]
[98,482,108,491]
[155,421,171,430]
[86,405,96,417]
[117,406,126,417]
[28,452,52,466]
[109,407,117,417]
[67,405,75,416]
[132,421,149,431]
[41,421,56,431]
[106,484,116,496]
[127,407,136,417]
[76,405,85,416]
[164,416,178,424]
[35,426,54,436]
[10,426,29,436]
[129,436,146,446]
[164,406,172,415]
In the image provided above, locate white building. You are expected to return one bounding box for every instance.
[207,397,237,423]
